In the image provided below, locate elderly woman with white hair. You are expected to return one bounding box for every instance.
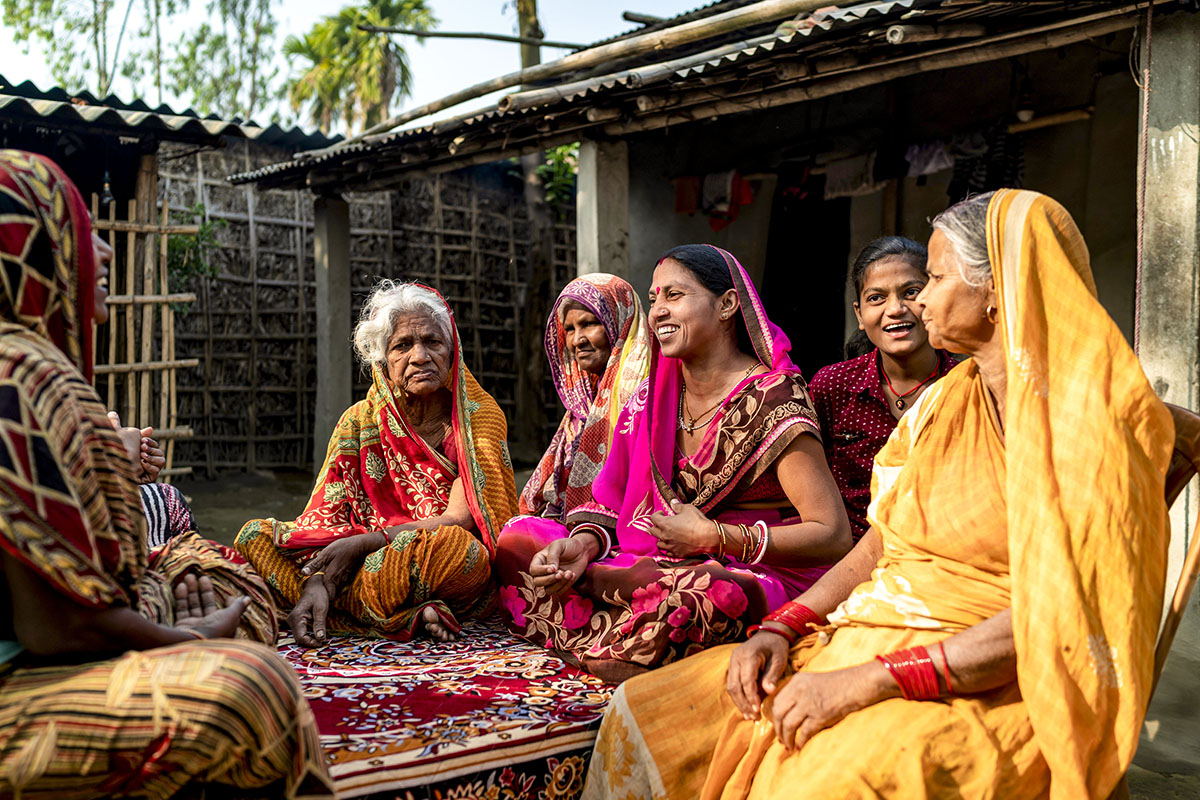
[236,281,518,646]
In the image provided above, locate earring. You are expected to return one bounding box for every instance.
[984,305,999,324]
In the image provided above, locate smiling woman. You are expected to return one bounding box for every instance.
[809,236,958,540]
[235,280,518,647]
[496,246,851,683]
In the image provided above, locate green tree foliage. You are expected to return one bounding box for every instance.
[167,0,281,121]
[537,143,578,212]
[283,0,436,134]
[118,0,188,104]
[3,0,121,94]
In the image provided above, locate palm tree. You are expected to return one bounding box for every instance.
[284,0,436,134]
[283,21,345,131]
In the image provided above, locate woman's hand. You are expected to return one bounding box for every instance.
[139,435,165,483]
[768,661,897,751]
[173,573,250,640]
[300,533,385,593]
[529,535,597,595]
[288,576,331,648]
[646,499,717,558]
[726,630,791,718]
[107,411,143,469]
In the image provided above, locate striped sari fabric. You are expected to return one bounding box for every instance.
[0,149,335,798]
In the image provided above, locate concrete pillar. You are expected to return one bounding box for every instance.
[576,139,630,278]
[1133,9,1200,776]
[313,194,352,473]
[1083,73,1138,344]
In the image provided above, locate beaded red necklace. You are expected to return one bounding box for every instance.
[879,356,940,410]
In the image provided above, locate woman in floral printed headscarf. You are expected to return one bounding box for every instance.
[519,273,651,520]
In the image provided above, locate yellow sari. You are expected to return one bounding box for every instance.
[583,190,1172,799]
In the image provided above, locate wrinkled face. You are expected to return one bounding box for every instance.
[854,256,930,360]
[563,307,611,376]
[648,258,736,360]
[916,230,995,355]
[92,231,113,325]
[384,312,452,396]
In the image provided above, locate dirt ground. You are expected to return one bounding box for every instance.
[175,468,537,546]
[173,471,1200,797]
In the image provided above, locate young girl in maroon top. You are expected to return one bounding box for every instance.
[809,236,958,540]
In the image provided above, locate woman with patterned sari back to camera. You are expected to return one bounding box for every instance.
[0,149,333,799]
[496,245,852,683]
[584,190,1172,800]
[237,280,518,646]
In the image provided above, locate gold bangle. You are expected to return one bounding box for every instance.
[301,570,326,585]
[713,519,726,559]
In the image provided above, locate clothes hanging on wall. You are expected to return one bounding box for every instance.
[947,123,1024,202]
[905,141,954,177]
[702,170,755,232]
[824,153,885,200]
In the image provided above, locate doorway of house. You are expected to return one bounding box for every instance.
[761,170,851,380]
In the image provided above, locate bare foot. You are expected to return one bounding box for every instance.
[422,605,456,642]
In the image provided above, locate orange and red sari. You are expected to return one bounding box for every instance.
[236,288,519,640]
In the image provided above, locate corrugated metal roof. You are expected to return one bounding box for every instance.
[227,0,1140,189]
[0,75,341,149]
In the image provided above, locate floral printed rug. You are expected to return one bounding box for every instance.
[279,616,613,799]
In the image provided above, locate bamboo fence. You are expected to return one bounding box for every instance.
[91,194,199,481]
[160,139,576,476]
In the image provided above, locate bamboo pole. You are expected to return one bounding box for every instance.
[135,155,158,429]
[602,13,1138,137]
[105,293,198,304]
[95,359,201,374]
[123,199,136,425]
[293,190,306,466]
[158,201,174,479]
[94,194,119,406]
[148,426,195,439]
[296,0,837,157]
[246,163,258,473]
[496,28,781,113]
[91,220,199,235]
[357,23,583,49]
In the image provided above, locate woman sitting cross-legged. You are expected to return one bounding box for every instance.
[496,245,852,682]
[583,190,1173,799]
[236,280,519,646]
[0,149,334,799]
[519,273,651,521]
[810,236,957,541]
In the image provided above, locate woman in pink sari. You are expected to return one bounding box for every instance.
[496,245,852,682]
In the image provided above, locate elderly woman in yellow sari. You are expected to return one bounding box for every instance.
[584,189,1172,799]
[236,280,518,646]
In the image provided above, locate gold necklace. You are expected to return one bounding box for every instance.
[678,362,759,434]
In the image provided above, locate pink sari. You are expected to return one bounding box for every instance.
[496,247,829,682]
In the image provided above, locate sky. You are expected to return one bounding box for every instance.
[0,0,705,133]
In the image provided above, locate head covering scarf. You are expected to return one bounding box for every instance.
[989,190,1172,798]
[520,273,651,518]
[568,247,821,575]
[0,149,145,606]
[282,284,519,558]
